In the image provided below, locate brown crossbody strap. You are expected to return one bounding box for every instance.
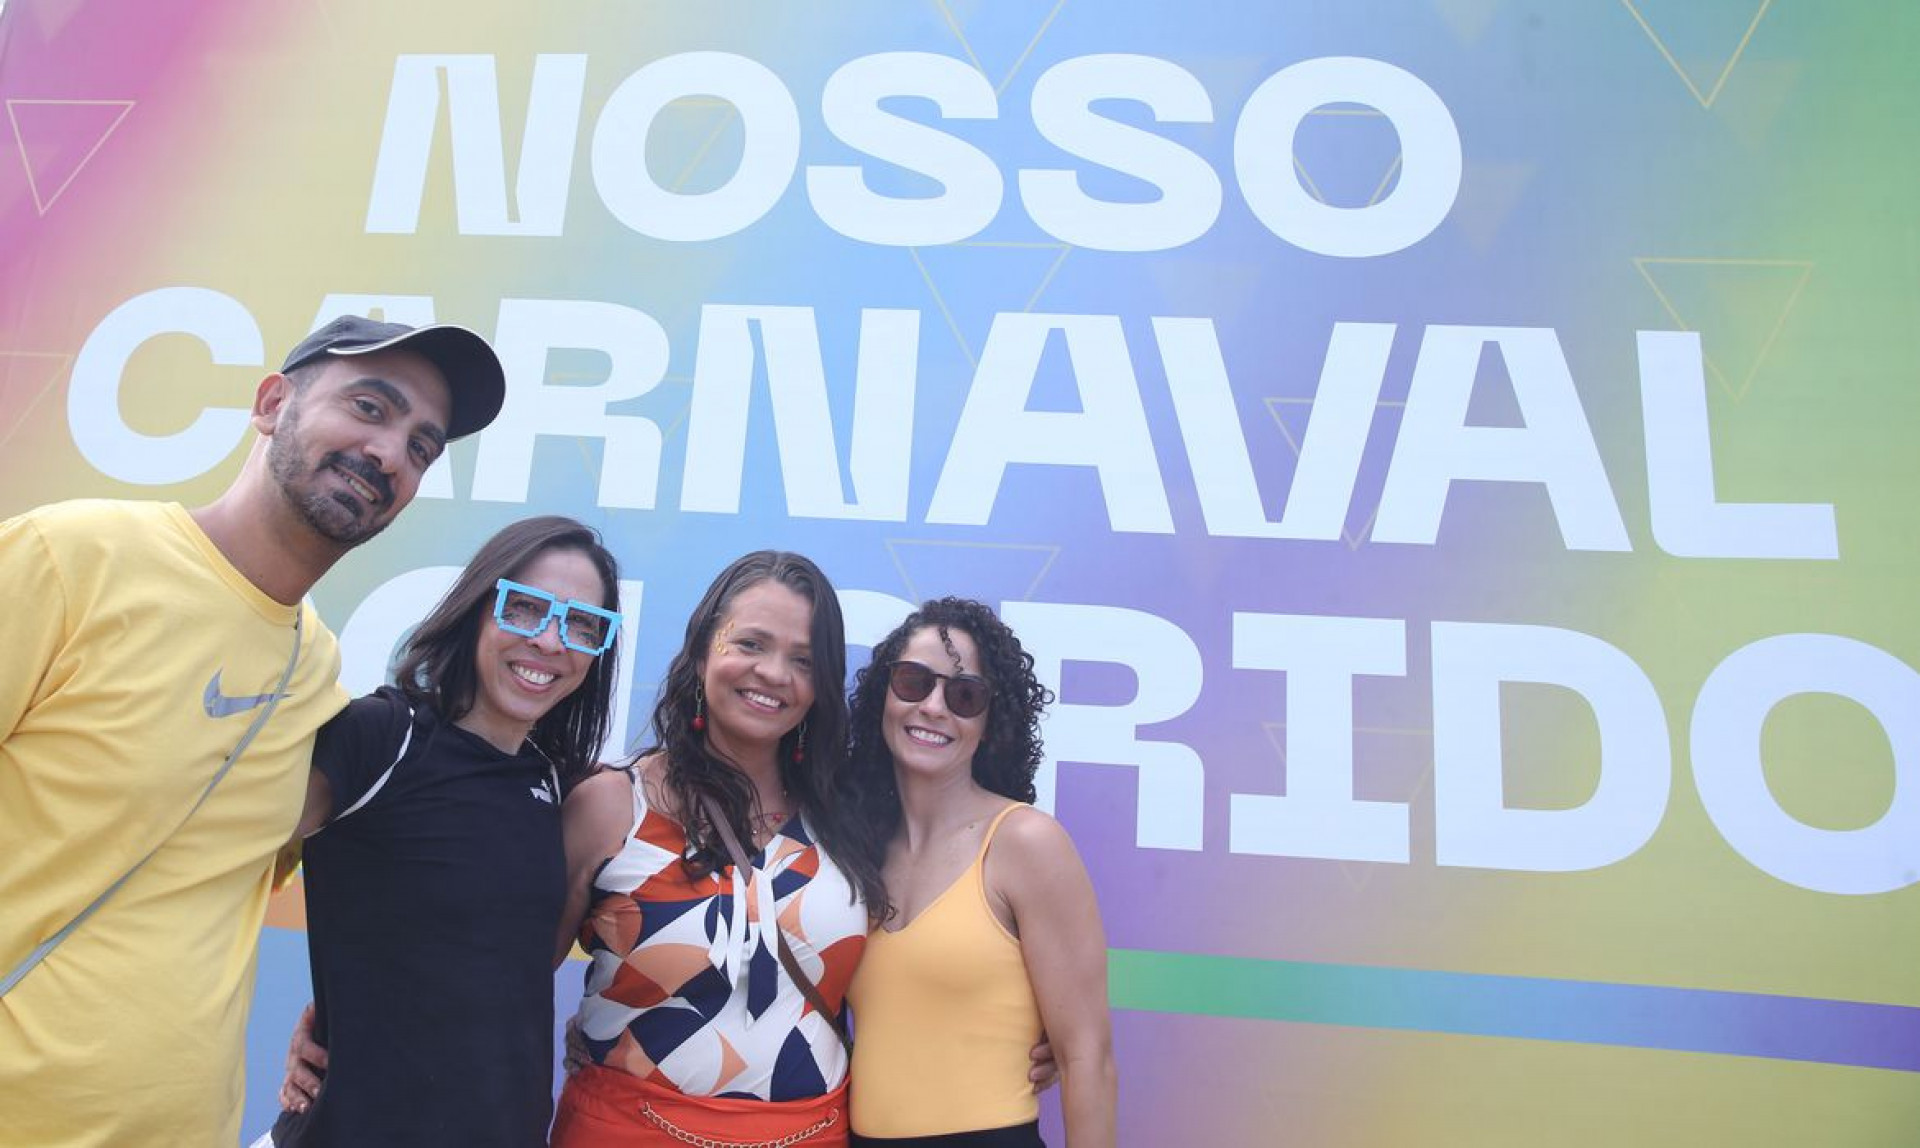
[697,794,854,1054]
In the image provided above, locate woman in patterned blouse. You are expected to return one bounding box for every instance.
[550,551,886,1148]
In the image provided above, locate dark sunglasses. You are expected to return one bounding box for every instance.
[886,660,991,719]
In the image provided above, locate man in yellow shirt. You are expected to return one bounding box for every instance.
[0,316,505,1148]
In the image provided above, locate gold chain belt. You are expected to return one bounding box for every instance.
[639,1101,839,1148]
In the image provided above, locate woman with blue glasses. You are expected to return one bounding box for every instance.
[259,515,624,1147]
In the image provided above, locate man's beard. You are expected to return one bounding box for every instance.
[267,402,394,547]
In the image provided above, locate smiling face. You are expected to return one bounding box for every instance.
[266,348,452,547]
[883,625,987,784]
[463,546,607,753]
[699,579,817,761]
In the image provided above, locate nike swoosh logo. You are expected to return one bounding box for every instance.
[203,671,290,719]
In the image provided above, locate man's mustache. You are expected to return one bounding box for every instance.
[322,452,394,507]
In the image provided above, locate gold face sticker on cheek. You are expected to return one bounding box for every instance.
[712,620,734,657]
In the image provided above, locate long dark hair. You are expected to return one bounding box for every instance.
[393,516,621,788]
[637,551,884,913]
[846,597,1054,919]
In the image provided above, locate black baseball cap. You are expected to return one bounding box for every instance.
[281,315,506,440]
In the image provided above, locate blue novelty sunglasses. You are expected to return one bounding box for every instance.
[492,579,621,656]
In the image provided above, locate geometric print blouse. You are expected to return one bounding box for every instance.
[572,768,869,1101]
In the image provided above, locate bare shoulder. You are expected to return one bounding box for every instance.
[993,804,1083,867]
[567,765,632,810]
[989,804,1103,937]
[563,766,635,852]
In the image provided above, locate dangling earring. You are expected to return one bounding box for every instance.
[792,720,807,764]
[691,685,707,732]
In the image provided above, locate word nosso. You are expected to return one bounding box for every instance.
[364,50,1461,257]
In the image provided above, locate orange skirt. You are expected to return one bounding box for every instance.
[552,1065,849,1148]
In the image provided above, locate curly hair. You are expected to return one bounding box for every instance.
[392,516,621,790]
[845,598,1054,920]
[631,551,885,915]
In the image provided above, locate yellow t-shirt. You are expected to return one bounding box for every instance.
[0,500,349,1148]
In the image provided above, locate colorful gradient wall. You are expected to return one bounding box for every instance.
[4,2,1916,1143]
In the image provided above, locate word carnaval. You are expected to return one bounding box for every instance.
[74,287,1833,563]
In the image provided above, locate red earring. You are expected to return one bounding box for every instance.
[692,687,706,733]
[792,720,807,764]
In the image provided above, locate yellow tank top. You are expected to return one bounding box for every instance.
[848,803,1042,1137]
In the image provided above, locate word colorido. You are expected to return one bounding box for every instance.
[333,575,1920,897]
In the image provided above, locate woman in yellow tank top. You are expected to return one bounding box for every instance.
[844,599,1117,1147]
